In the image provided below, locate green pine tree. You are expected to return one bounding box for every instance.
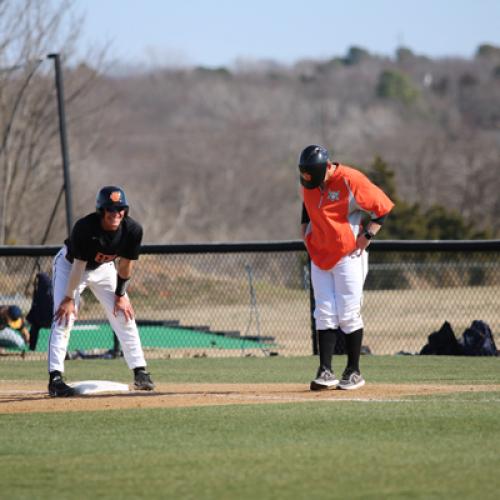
[365,156,493,240]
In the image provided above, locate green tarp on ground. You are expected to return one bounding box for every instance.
[31,323,274,351]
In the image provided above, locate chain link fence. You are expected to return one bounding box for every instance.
[0,241,498,359]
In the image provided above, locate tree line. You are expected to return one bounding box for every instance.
[365,157,493,240]
[1,1,499,245]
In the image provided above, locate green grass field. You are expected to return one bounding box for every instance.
[0,356,499,499]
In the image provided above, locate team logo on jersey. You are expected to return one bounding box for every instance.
[110,191,121,202]
[94,252,117,264]
[328,190,340,201]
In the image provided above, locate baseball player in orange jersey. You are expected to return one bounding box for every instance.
[299,145,394,390]
[48,186,155,397]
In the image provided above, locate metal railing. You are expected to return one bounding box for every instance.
[0,240,498,358]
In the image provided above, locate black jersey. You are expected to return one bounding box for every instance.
[64,213,143,270]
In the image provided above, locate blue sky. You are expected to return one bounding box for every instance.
[75,0,500,67]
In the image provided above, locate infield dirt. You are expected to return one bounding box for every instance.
[1,381,499,414]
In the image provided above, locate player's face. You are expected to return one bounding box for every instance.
[323,161,336,182]
[101,208,126,231]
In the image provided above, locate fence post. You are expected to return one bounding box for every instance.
[48,53,73,236]
[307,257,317,355]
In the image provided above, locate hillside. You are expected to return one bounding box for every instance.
[9,46,500,243]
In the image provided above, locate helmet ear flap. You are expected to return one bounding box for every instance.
[298,145,329,189]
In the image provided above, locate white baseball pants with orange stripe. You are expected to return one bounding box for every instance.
[311,250,368,334]
[48,246,147,373]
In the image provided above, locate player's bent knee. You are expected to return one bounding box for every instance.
[315,314,339,331]
[339,316,364,334]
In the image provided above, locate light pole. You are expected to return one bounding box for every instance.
[48,52,73,236]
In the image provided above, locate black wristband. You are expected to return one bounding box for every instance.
[115,275,130,297]
[371,214,387,225]
[363,229,375,240]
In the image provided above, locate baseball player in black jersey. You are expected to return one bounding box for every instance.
[48,186,155,397]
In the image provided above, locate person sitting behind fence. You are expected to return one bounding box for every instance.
[0,305,30,352]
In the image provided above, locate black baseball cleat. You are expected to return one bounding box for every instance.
[134,369,155,391]
[48,372,75,397]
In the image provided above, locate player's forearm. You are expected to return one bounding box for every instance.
[64,259,86,299]
[364,211,390,238]
[21,327,30,343]
[117,258,133,279]
[301,223,307,240]
[363,221,382,238]
[115,259,134,296]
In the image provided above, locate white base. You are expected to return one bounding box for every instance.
[69,380,130,395]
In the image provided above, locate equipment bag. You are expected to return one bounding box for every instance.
[26,272,54,350]
[420,321,463,355]
[460,320,498,356]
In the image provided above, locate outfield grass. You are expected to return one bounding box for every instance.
[0,356,499,499]
[0,354,499,384]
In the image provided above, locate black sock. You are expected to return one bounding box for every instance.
[318,329,337,372]
[49,370,61,381]
[134,367,146,375]
[345,328,363,372]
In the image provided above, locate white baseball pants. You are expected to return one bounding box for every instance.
[311,251,368,334]
[48,246,147,373]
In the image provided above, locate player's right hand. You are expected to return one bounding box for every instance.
[54,296,77,326]
[113,294,134,322]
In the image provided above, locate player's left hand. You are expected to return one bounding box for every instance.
[113,295,135,321]
[351,234,370,256]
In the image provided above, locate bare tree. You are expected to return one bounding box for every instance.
[0,0,108,244]
[3,27,498,243]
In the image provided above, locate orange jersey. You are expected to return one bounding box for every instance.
[302,164,394,270]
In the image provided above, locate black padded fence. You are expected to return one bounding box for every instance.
[0,240,498,359]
